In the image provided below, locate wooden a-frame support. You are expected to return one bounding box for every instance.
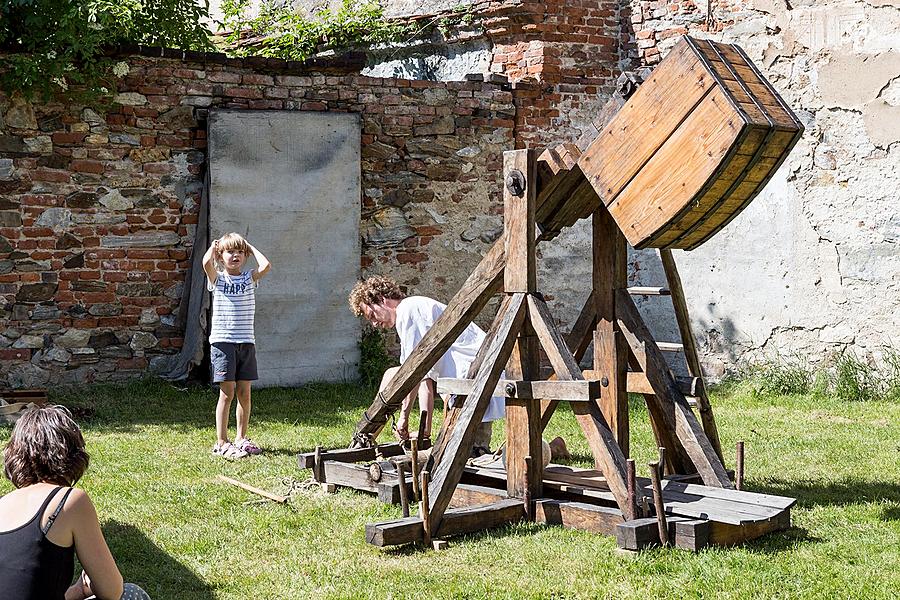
[354,149,732,543]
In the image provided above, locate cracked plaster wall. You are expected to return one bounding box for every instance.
[619,0,900,376]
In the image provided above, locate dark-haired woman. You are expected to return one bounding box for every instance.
[0,405,151,600]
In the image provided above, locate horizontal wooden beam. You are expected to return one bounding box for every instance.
[626,286,671,296]
[436,377,602,402]
[365,499,526,547]
[626,372,701,397]
[296,442,420,469]
[534,499,625,535]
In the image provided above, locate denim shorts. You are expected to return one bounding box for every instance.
[210,342,258,383]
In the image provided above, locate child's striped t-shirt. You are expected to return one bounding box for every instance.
[208,270,256,344]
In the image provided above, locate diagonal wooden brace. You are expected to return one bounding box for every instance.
[615,290,732,488]
[426,293,528,533]
[526,294,631,514]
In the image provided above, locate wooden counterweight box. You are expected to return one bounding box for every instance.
[578,36,804,250]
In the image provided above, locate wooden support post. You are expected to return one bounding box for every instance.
[593,204,630,456]
[523,455,534,521]
[527,294,631,513]
[616,291,733,489]
[411,438,421,502]
[648,457,669,547]
[736,441,745,491]
[421,470,432,547]
[659,248,724,464]
[417,409,429,443]
[426,294,528,534]
[504,149,537,293]
[396,461,411,518]
[626,458,638,521]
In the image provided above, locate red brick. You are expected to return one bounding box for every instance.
[397,252,428,264]
[143,162,173,174]
[79,271,102,280]
[224,87,263,99]
[104,272,127,282]
[117,357,148,370]
[70,159,105,174]
[72,318,98,328]
[32,168,71,183]
[51,132,87,145]
[0,349,30,361]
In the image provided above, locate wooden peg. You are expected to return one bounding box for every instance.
[420,470,432,547]
[313,445,323,483]
[657,446,666,479]
[417,409,429,444]
[626,458,638,520]
[411,438,421,502]
[648,460,668,547]
[396,461,411,518]
[736,440,745,491]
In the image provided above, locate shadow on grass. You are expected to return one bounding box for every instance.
[55,378,374,433]
[380,521,546,556]
[102,521,215,600]
[752,477,900,512]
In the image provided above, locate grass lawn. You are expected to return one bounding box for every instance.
[1,379,898,599]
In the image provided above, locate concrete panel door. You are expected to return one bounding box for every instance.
[208,110,360,386]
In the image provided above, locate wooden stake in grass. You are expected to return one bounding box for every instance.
[626,458,638,520]
[217,475,287,504]
[736,440,745,491]
[648,457,668,547]
[411,438,421,502]
[396,460,411,518]
[313,445,323,483]
[420,470,432,547]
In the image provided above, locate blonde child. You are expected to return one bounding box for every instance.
[202,233,272,459]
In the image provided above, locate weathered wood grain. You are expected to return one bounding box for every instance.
[616,291,733,488]
[534,499,625,535]
[426,294,527,533]
[437,378,602,402]
[504,149,537,293]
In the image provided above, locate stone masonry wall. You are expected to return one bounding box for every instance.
[0,54,516,387]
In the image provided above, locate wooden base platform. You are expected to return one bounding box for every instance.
[297,447,794,550]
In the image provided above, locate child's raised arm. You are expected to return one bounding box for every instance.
[249,243,272,282]
[202,240,219,287]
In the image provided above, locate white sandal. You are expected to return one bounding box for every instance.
[212,441,248,459]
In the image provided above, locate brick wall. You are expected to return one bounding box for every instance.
[0,54,516,387]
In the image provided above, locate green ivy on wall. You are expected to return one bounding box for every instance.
[220,0,414,62]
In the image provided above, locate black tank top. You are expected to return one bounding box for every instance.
[0,486,76,600]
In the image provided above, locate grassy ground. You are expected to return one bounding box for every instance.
[1,379,898,599]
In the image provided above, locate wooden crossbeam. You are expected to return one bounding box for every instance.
[616,291,732,488]
[526,294,631,513]
[437,378,602,402]
[534,499,625,535]
[426,294,528,533]
[366,499,526,547]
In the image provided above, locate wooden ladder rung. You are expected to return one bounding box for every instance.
[626,286,671,296]
[657,342,684,352]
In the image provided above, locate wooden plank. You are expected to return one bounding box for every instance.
[635,480,785,524]
[527,295,631,512]
[659,249,724,463]
[354,236,507,440]
[426,294,527,533]
[627,286,670,296]
[534,499,625,535]
[593,205,629,455]
[608,86,743,248]
[449,483,507,509]
[366,499,525,547]
[708,508,791,546]
[579,39,717,206]
[616,516,708,551]
[616,291,733,488]
[649,478,795,511]
[297,443,408,469]
[504,149,537,293]
[437,378,602,401]
[322,461,387,494]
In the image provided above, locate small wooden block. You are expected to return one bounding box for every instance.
[321,483,337,493]
[432,540,450,551]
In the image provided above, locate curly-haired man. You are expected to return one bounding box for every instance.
[349,276,501,454]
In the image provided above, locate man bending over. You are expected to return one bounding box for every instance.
[348,276,502,456]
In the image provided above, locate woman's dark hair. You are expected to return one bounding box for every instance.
[3,405,89,488]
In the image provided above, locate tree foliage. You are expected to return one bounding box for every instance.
[0,0,213,100]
